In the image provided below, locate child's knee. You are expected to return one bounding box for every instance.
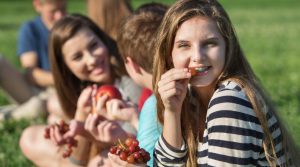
[19,126,35,157]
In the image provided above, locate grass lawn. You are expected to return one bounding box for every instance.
[0,0,299,166]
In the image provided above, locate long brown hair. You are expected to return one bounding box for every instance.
[153,0,298,166]
[87,0,133,40]
[49,14,126,118]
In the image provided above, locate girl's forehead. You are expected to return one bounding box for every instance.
[174,16,219,39]
[67,27,101,43]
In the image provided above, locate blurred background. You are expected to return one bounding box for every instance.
[0,0,299,166]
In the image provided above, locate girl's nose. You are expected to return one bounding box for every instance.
[192,47,205,63]
[86,51,97,65]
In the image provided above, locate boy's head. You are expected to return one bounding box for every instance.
[33,0,67,29]
[117,2,168,77]
[135,2,168,15]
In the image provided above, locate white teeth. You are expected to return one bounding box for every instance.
[195,67,208,72]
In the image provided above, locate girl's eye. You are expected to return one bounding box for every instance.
[177,42,190,48]
[88,41,98,51]
[203,41,217,48]
[72,53,83,61]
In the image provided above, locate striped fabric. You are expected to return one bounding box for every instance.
[154,81,291,167]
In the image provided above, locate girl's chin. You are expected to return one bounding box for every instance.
[189,79,213,88]
[90,74,110,83]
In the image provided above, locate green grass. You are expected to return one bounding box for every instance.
[0,118,45,167]
[221,0,300,145]
[0,0,299,166]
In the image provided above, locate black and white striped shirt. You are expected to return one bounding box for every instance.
[154,81,291,166]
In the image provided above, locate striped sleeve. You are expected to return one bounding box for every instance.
[153,135,187,167]
[257,111,288,166]
[204,88,264,166]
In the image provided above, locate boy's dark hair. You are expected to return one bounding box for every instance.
[135,2,168,15]
[117,3,168,74]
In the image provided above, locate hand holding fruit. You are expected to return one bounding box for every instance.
[84,113,127,144]
[157,68,190,113]
[105,99,136,119]
[108,138,150,165]
[105,100,139,130]
[95,85,122,102]
[44,120,78,158]
[108,153,147,167]
[92,85,123,114]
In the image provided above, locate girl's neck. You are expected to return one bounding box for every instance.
[105,73,115,85]
[107,76,114,85]
[193,83,216,108]
[93,76,115,86]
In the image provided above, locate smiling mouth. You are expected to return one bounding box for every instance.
[89,59,106,74]
[189,66,211,76]
[91,67,104,75]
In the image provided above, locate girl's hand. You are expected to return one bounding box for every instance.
[105,99,127,120]
[77,86,93,113]
[106,99,139,130]
[63,120,94,139]
[108,153,147,167]
[91,84,110,116]
[48,124,65,146]
[157,68,191,113]
[84,113,127,144]
[48,120,85,145]
[106,100,139,126]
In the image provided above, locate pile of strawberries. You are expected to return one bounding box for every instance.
[109,138,150,164]
[44,120,77,158]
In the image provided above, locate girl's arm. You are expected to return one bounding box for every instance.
[66,86,94,166]
[66,107,92,166]
[153,68,191,166]
[153,135,187,166]
[158,68,190,148]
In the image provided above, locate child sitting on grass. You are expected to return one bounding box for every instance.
[19,14,141,167]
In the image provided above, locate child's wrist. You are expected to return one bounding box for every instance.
[68,155,88,166]
[164,110,181,122]
[74,109,88,121]
[69,136,91,165]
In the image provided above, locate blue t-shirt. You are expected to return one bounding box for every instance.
[17,16,50,71]
[137,94,162,167]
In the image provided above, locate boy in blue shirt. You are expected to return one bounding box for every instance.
[18,0,66,88]
[14,0,67,121]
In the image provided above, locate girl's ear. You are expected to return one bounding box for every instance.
[126,57,141,73]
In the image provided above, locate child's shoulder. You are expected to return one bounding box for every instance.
[207,81,259,126]
[208,80,253,111]
[217,80,243,93]
[20,16,42,31]
[213,80,246,99]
